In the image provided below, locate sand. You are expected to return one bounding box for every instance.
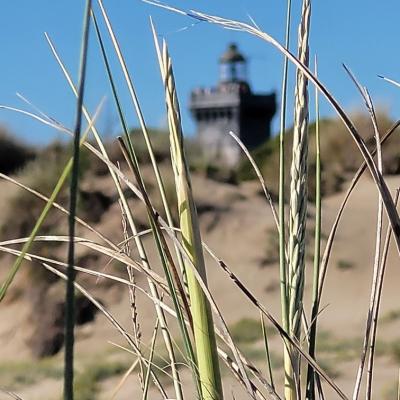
[1,170,400,399]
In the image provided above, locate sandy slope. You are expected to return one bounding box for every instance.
[1,171,400,399]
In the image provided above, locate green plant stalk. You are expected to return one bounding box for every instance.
[306,56,321,400]
[64,1,91,399]
[177,194,222,400]
[76,10,239,392]
[279,0,292,397]
[90,13,185,399]
[160,44,223,400]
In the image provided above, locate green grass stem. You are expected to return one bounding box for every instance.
[64,1,91,399]
[306,55,321,400]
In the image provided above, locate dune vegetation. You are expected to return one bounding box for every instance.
[1,1,400,400]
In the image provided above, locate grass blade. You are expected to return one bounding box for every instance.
[118,137,202,399]
[341,66,385,400]
[96,0,187,280]
[142,318,159,400]
[145,1,400,262]
[0,108,96,301]
[261,312,275,390]
[90,13,186,398]
[306,55,321,400]
[156,37,223,400]
[64,1,92,399]
[365,190,400,399]
[317,119,400,305]
[47,18,186,399]
[111,358,140,399]
[228,131,279,229]
[44,263,169,398]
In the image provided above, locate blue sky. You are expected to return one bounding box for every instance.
[0,0,400,145]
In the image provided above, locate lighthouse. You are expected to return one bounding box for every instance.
[189,43,276,166]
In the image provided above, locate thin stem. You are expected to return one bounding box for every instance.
[306,55,321,400]
[260,311,275,390]
[64,1,91,399]
[142,318,159,400]
[366,190,399,399]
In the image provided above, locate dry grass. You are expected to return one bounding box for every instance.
[1,1,400,400]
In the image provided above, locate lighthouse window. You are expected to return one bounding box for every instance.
[235,62,247,82]
[220,63,229,82]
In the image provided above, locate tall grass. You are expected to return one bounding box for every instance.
[64,3,92,399]
[1,1,400,400]
[154,35,223,400]
[278,1,291,397]
[285,0,311,397]
[306,56,321,400]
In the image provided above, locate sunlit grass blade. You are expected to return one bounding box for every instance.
[0,389,23,400]
[152,22,256,398]
[155,36,223,400]
[378,74,400,89]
